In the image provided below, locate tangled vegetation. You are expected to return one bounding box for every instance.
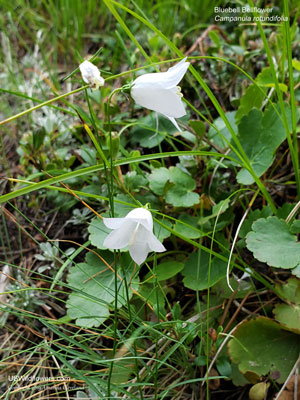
[0,1,300,399]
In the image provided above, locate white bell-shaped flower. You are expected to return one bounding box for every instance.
[131,57,190,131]
[103,208,166,265]
[79,60,104,90]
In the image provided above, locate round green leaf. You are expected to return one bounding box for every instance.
[66,252,138,327]
[146,261,184,282]
[208,111,237,149]
[235,105,293,185]
[154,219,172,241]
[182,251,227,290]
[165,187,199,207]
[174,213,202,239]
[149,167,169,195]
[228,317,300,383]
[88,217,112,250]
[273,278,300,333]
[246,217,300,269]
[273,303,300,333]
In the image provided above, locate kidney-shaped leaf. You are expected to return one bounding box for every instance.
[236,104,292,185]
[182,251,227,290]
[66,252,138,327]
[228,317,300,383]
[246,217,300,269]
[273,278,300,333]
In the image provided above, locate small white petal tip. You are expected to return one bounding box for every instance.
[79,60,104,90]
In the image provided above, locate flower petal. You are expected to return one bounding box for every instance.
[147,231,166,253]
[164,58,190,88]
[79,60,104,88]
[132,71,166,86]
[103,220,136,249]
[128,225,166,265]
[168,57,188,72]
[103,217,125,230]
[128,224,152,264]
[125,208,153,231]
[129,241,150,265]
[132,58,189,89]
[165,116,182,132]
[131,85,186,118]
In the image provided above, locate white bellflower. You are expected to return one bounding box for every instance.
[131,57,190,131]
[103,208,166,265]
[79,60,104,90]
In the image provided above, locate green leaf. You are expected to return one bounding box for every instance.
[66,252,138,327]
[154,219,172,241]
[292,58,300,71]
[228,317,300,383]
[273,303,300,334]
[235,84,265,123]
[109,358,134,385]
[214,276,255,299]
[174,213,202,239]
[291,264,300,278]
[145,261,184,282]
[239,206,273,239]
[165,167,199,207]
[80,145,97,166]
[291,219,300,234]
[200,198,230,224]
[182,251,227,290]
[276,278,300,304]
[138,283,166,317]
[168,166,195,190]
[276,203,295,219]
[229,363,249,387]
[189,120,205,138]
[236,105,292,185]
[246,217,300,269]
[216,356,232,377]
[166,187,199,208]
[149,167,170,195]
[256,67,287,92]
[273,278,300,333]
[88,217,113,250]
[208,29,221,47]
[130,114,175,148]
[208,111,237,150]
[124,171,148,192]
[33,127,46,150]
[113,194,135,216]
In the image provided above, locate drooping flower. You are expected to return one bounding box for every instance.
[130,57,190,131]
[79,60,104,90]
[103,208,166,265]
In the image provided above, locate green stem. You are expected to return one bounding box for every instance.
[106,87,123,397]
[248,0,300,196]
[0,150,244,205]
[283,0,299,196]
[82,113,110,167]
[0,85,89,126]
